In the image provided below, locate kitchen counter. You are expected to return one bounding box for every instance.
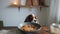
[0,26,50,34]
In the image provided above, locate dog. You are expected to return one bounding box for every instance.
[24,14,39,23]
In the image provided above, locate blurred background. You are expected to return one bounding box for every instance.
[0,0,59,27]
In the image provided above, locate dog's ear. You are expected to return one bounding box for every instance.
[24,16,32,22]
[24,15,33,22]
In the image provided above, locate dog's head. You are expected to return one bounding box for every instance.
[32,14,38,23]
[24,14,38,23]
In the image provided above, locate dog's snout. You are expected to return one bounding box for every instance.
[34,20,36,22]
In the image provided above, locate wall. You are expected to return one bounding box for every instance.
[0,0,49,26]
[57,0,60,23]
[48,0,59,25]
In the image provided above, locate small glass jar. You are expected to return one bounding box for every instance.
[50,23,59,34]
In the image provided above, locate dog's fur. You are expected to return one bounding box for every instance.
[24,14,38,23]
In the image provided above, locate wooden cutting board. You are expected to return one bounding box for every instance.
[26,0,39,7]
[32,0,39,6]
[26,0,32,7]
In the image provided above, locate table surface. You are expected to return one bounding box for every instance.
[37,26,50,34]
[0,26,50,34]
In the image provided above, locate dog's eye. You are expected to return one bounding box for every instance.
[35,17,38,19]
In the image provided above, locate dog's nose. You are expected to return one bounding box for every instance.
[34,20,36,22]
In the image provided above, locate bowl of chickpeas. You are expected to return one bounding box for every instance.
[18,22,41,34]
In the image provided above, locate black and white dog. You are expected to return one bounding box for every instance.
[24,14,39,23]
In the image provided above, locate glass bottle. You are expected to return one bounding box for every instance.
[50,23,59,34]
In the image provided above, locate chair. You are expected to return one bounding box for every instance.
[0,21,3,29]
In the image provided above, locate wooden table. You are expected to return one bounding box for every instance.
[0,26,50,34]
[37,26,50,34]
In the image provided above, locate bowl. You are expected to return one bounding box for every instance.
[18,22,41,34]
